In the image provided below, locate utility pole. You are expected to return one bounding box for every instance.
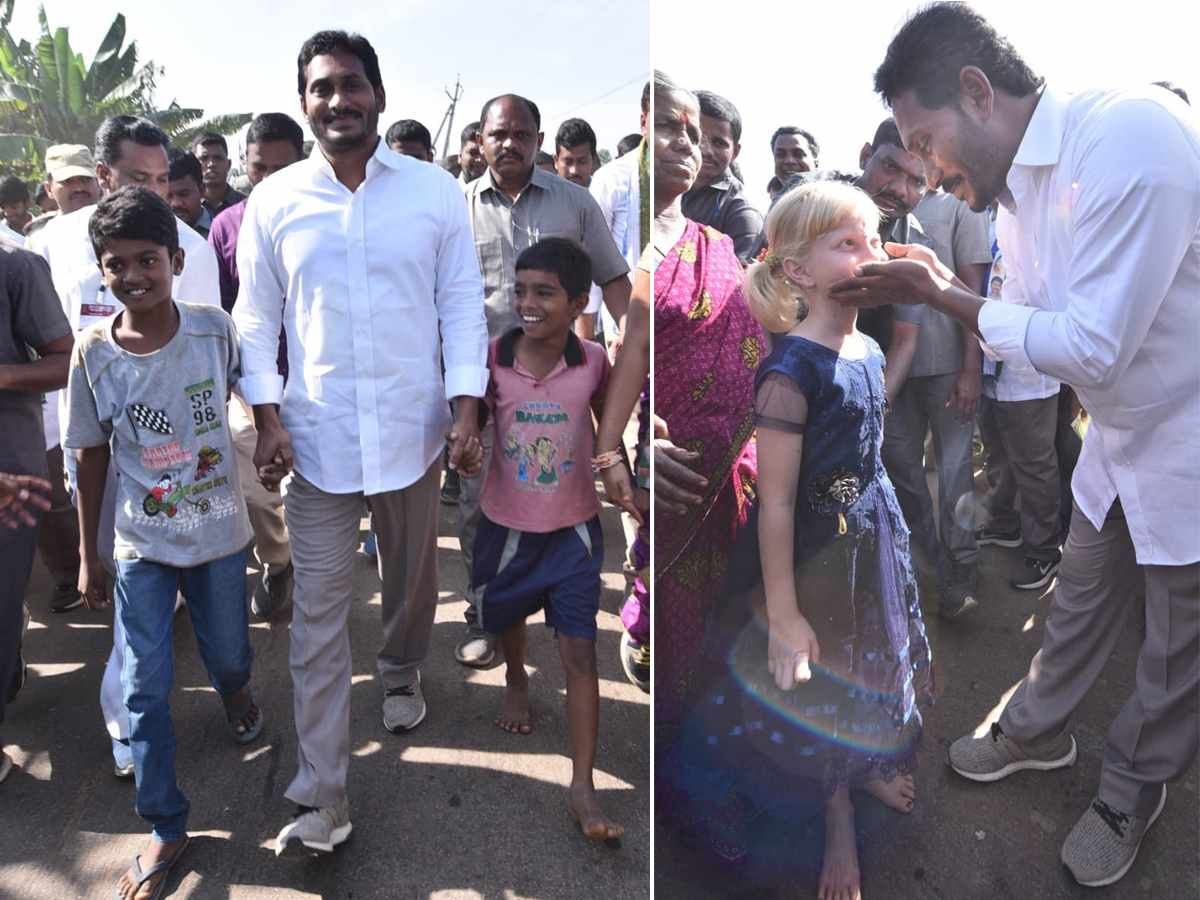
[432,75,463,163]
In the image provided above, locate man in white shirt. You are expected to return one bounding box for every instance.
[837,3,1199,887]
[38,114,223,780]
[233,29,487,858]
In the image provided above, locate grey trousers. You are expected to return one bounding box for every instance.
[228,399,291,577]
[882,371,980,581]
[282,461,440,808]
[1,507,41,735]
[977,392,1062,559]
[1000,500,1200,817]
[456,420,493,627]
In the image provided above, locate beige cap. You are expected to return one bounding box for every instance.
[45,144,97,182]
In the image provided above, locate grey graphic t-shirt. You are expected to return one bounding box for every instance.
[65,302,252,566]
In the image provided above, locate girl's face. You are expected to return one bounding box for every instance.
[653,88,702,200]
[786,214,885,298]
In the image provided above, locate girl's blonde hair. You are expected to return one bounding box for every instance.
[744,180,882,332]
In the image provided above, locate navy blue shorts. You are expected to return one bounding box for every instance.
[474,513,605,640]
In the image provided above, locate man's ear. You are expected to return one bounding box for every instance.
[958,66,995,121]
[731,142,742,162]
[859,142,873,170]
[95,162,112,194]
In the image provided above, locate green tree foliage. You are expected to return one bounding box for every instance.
[0,1,250,180]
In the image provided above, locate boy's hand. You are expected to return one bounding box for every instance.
[79,554,111,611]
[600,463,643,525]
[253,420,293,492]
[447,397,483,478]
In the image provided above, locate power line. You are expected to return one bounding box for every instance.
[546,70,650,122]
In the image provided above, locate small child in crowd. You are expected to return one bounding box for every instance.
[661,181,933,898]
[471,237,623,841]
[64,187,261,900]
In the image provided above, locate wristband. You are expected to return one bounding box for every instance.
[591,449,624,473]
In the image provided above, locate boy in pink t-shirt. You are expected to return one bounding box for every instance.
[473,238,622,842]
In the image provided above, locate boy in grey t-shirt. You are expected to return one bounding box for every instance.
[63,187,260,898]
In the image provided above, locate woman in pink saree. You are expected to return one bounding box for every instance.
[652,72,764,750]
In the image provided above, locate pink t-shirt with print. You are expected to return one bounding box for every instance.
[480,330,610,533]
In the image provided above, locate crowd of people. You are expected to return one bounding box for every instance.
[653,3,1197,899]
[1,27,650,900]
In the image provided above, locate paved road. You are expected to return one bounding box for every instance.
[1,494,650,900]
[655,500,1199,899]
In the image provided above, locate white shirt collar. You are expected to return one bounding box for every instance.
[1011,84,1069,169]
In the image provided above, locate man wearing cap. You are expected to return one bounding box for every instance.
[23,145,100,252]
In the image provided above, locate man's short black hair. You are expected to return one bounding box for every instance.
[246,113,306,157]
[769,125,819,158]
[641,81,650,114]
[767,175,783,194]
[34,184,49,205]
[297,30,382,96]
[534,150,555,167]
[874,2,1043,110]
[94,115,170,166]
[460,121,481,148]
[167,147,203,187]
[479,94,540,131]
[554,118,597,156]
[0,175,30,205]
[616,133,642,156]
[515,238,592,299]
[870,117,905,153]
[1154,81,1190,105]
[695,90,743,144]
[88,185,179,260]
[385,119,433,153]
[191,131,228,155]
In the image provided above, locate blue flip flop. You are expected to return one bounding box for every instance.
[223,692,264,745]
[114,835,189,900]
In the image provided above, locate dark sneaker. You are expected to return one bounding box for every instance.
[454,624,496,668]
[975,525,1022,548]
[620,632,649,693]
[50,582,84,613]
[252,561,294,619]
[1062,786,1167,887]
[939,562,980,618]
[949,721,1077,781]
[362,525,377,559]
[440,470,461,505]
[275,801,353,857]
[1010,554,1061,591]
[5,648,26,704]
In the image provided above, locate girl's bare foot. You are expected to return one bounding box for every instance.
[819,788,862,900]
[495,680,532,734]
[864,773,915,813]
[115,836,187,900]
[568,781,624,841]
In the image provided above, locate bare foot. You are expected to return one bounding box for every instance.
[115,837,186,900]
[568,781,624,841]
[495,679,532,734]
[818,790,862,900]
[223,686,260,738]
[864,773,915,813]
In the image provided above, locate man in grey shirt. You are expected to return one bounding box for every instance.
[456,93,631,665]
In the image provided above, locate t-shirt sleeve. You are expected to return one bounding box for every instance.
[7,248,71,348]
[63,339,111,450]
[893,303,926,324]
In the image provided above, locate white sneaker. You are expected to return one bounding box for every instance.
[275,801,353,857]
[382,674,426,732]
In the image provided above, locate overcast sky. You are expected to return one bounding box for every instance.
[10,0,649,163]
[655,0,1200,213]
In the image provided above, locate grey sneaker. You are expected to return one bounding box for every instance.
[1062,785,1167,887]
[939,562,980,618]
[382,674,426,732]
[454,624,496,668]
[275,801,353,857]
[0,750,12,784]
[949,721,1077,781]
[251,561,294,619]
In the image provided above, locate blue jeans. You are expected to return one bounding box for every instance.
[114,547,252,842]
